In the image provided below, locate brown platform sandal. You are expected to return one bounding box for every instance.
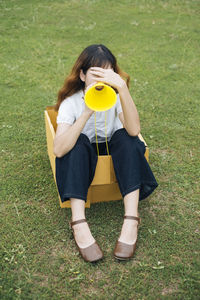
[70,219,104,263]
[113,215,141,261]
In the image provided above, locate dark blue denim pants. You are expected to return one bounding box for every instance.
[55,129,158,203]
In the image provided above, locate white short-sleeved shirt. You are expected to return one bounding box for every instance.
[57,90,123,143]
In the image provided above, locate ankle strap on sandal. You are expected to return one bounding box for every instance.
[124,215,141,224]
[71,218,87,227]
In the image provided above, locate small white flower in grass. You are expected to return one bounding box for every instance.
[152,261,165,269]
[131,21,139,26]
[4,257,9,261]
[2,124,12,128]
[84,22,96,30]
[15,288,22,295]
[169,64,178,69]
[148,229,157,235]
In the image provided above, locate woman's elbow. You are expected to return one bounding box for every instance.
[54,152,63,158]
[126,125,141,137]
[130,131,140,137]
[53,144,70,158]
[53,143,63,158]
[53,148,61,158]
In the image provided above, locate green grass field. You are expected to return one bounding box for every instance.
[1,0,200,299]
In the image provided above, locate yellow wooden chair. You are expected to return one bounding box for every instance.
[44,106,149,208]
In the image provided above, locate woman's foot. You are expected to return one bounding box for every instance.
[114,215,141,260]
[70,219,104,262]
[71,220,96,249]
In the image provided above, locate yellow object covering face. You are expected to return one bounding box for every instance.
[85,82,117,156]
[84,82,117,111]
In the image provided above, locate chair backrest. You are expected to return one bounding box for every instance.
[46,106,58,132]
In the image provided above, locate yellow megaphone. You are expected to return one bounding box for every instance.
[84,82,117,112]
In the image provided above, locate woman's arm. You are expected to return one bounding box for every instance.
[53,108,93,158]
[90,67,140,136]
[117,82,140,136]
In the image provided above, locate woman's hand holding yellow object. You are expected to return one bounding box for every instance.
[90,67,126,92]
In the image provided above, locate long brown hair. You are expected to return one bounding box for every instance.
[55,44,130,111]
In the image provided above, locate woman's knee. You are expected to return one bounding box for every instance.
[110,129,140,151]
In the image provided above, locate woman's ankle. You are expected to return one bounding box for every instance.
[70,198,86,222]
[71,215,86,222]
[72,222,95,248]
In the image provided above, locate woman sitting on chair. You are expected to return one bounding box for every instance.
[53,44,158,263]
